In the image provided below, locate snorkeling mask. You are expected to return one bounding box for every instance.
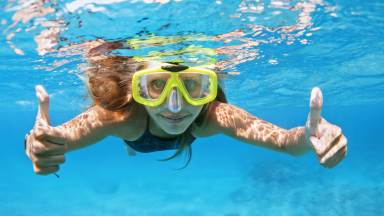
[132,64,218,112]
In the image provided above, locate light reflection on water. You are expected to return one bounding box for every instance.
[1,2,384,215]
[1,0,383,111]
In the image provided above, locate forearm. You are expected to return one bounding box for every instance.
[210,102,311,156]
[57,106,119,152]
[237,124,310,156]
[233,121,310,156]
[283,126,311,156]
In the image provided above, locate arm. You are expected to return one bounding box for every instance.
[26,85,138,175]
[55,105,132,152]
[196,87,347,168]
[194,101,311,156]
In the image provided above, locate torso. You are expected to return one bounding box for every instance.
[111,103,186,141]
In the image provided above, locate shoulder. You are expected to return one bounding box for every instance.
[92,103,148,141]
[191,100,238,137]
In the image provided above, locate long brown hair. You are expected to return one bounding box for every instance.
[84,42,228,168]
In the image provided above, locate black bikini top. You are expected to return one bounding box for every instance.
[123,120,196,153]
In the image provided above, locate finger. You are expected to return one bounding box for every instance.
[320,135,347,166]
[324,145,347,168]
[33,163,59,175]
[34,85,51,127]
[35,155,65,167]
[308,87,323,137]
[25,133,33,159]
[310,132,341,157]
[311,133,342,157]
[321,145,347,168]
[33,126,67,145]
[327,126,343,147]
[310,136,327,156]
[30,140,67,157]
[312,124,342,156]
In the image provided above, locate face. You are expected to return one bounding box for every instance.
[144,89,204,135]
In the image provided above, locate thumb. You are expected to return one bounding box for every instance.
[307,87,323,137]
[34,85,51,127]
[34,126,67,145]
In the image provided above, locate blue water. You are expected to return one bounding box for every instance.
[1,0,384,215]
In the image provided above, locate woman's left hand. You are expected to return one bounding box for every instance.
[305,87,348,168]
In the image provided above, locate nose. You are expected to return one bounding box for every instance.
[167,87,183,113]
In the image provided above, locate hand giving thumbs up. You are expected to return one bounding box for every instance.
[25,85,68,175]
[305,87,348,168]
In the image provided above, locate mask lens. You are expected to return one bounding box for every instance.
[138,72,171,100]
[179,72,211,99]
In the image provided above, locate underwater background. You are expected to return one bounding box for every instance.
[1,0,383,215]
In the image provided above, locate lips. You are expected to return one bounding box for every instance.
[160,114,190,121]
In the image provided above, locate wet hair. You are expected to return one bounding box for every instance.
[85,41,228,168]
[86,55,145,111]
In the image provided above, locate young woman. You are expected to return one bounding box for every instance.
[24,42,347,175]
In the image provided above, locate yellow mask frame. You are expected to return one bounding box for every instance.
[132,65,218,106]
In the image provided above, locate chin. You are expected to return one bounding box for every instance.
[162,123,189,135]
[165,130,184,135]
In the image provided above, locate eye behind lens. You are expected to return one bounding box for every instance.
[151,79,167,90]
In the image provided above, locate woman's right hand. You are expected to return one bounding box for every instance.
[25,85,68,175]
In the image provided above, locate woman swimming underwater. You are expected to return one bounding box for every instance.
[24,41,347,175]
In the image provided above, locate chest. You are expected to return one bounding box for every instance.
[111,108,178,141]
